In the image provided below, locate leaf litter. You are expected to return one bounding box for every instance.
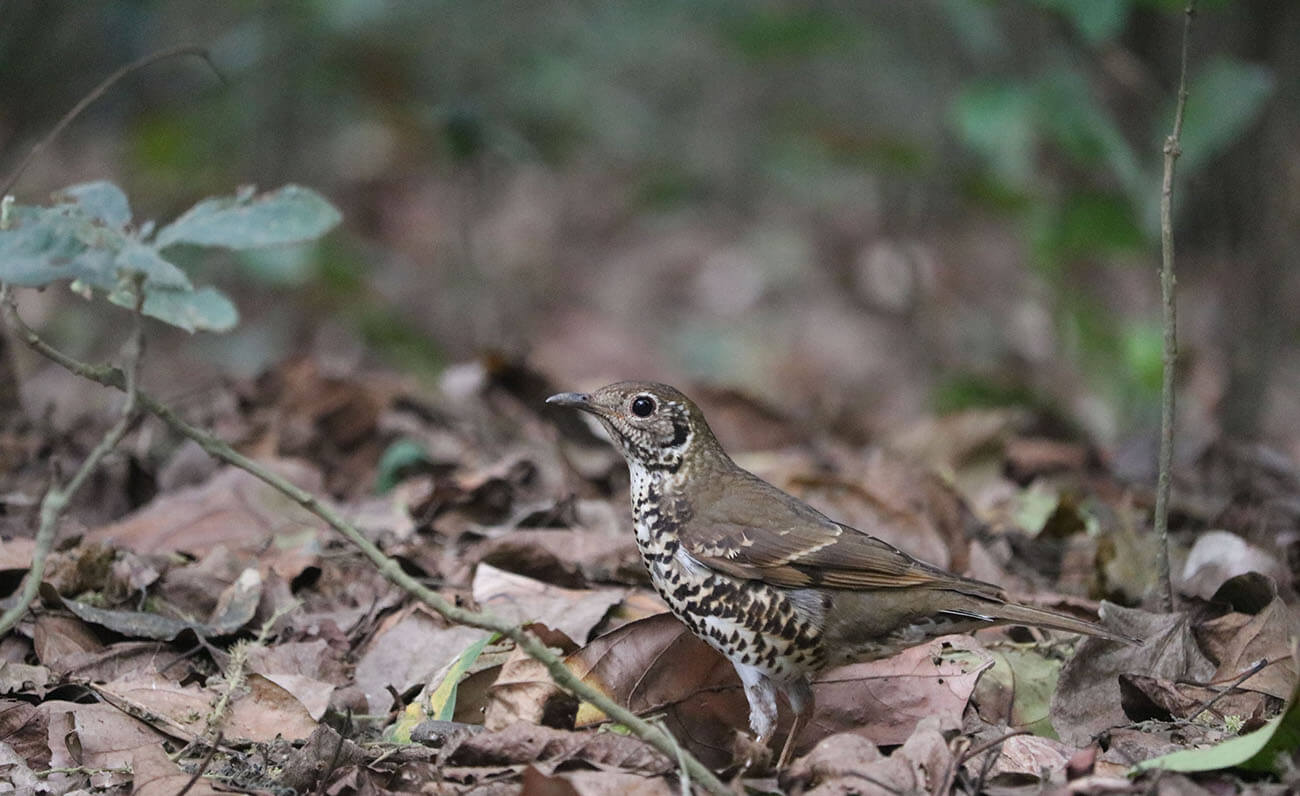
[0,355,1298,793]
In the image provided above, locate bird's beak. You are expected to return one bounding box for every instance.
[545,392,596,412]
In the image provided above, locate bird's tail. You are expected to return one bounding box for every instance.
[985,600,1139,645]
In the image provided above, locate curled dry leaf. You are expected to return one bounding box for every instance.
[1051,604,1215,747]
[50,641,181,682]
[466,526,644,588]
[45,567,262,640]
[32,613,103,664]
[1196,597,1299,701]
[782,716,954,795]
[1118,673,1272,724]
[1179,530,1295,603]
[245,639,347,720]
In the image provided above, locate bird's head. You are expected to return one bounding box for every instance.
[546,381,721,474]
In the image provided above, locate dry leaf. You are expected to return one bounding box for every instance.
[473,562,626,644]
[86,461,328,554]
[353,605,489,713]
[92,672,318,744]
[1196,597,1299,700]
[130,742,225,796]
[447,722,672,774]
[39,700,167,769]
[1052,605,1215,747]
[0,699,50,769]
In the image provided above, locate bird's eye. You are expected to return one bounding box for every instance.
[631,395,656,417]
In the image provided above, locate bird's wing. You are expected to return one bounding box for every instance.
[679,470,1002,594]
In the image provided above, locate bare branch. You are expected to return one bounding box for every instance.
[1153,1,1196,614]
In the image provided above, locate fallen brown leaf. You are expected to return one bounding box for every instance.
[32,612,102,665]
[1196,597,1300,700]
[39,700,167,769]
[473,562,626,644]
[1052,605,1215,747]
[447,722,672,775]
[46,567,262,640]
[86,461,328,555]
[0,699,50,769]
[522,766,676,796]
[92,671,318,744]
[130,742,225,796]
[353,603,490,714]
[563,613,989,767]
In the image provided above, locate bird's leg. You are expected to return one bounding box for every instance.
[776,676,814,769]
[735,663,779,763]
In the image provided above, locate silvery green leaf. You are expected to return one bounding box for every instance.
[137,285,239,333]
[55,181,132,228]
[114,240,192,290]
[0,205,116,288]
[107,284,238,333]
[155,185,342,250]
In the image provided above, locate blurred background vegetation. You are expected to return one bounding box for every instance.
[2,0,1297,471]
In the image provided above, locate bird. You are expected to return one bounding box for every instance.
[546,381,1137,768]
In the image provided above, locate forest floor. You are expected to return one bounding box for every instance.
[1,353,1297,795]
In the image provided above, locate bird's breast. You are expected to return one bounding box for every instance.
[627,481,828,681]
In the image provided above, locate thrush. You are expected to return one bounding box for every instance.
[547,381,1136,768]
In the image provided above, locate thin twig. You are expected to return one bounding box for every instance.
[958,729,1031,766]
[1187,657,1269,722]
[175,731,222,796]
[0,281,144,636]
[1153,0,1196,614]
[0,307,733,796]
[0,45,223,198]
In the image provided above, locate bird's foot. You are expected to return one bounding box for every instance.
[731,731,773,774]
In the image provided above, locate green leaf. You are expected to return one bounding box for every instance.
[0,205,117,288]
[155,185,342,250]
[109,285,239,333]
[974,648,1063,738]
[114,240,192,291]
[56,181,132,228]
[375,438,433,494]
[426,634,496,721]
[1134,683,1300,776]
[1176,57,1274,173]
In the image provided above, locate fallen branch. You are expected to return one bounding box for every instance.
[1,304,732,796]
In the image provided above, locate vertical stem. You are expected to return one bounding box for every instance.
[1154,2,1196,614]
